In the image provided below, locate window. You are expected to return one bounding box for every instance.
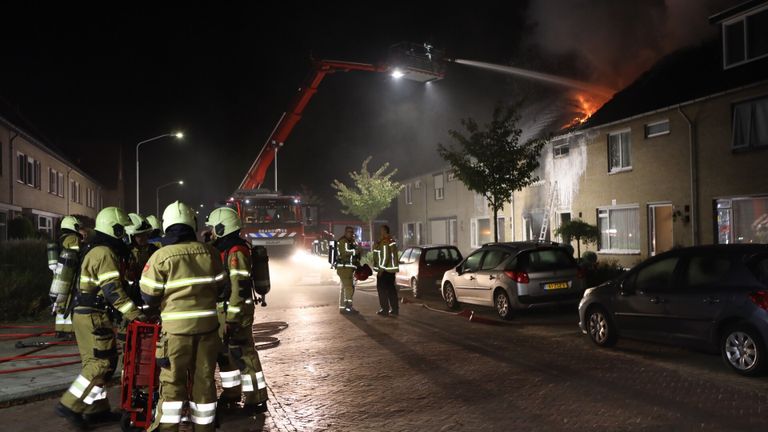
[723,6,768,68]
[414,180,421,189]
[86,188,96,208]
[425,247,461,263]
[685,255,732,289]
[16,152,40,188]
[399,248,413,264]
[608,131,631,172]
[402,222,422,247]
[598,206,640,253]
[553,139,570,158]
[449,219,457,245]
[521,249,575,272]
[447,171,456,182]
[630,256,680,293]
[48,168,65,197]
[732,97,768,149]
[38,216,53,238]
[471,218,492,248]
[645,119,670,138]
[405,184,413,204]
[409,247,422,264]
[716,196,768,244]
[480,250,509,270]
[434,173,444,200]
[70,180,81,203]
[496,217,505,242]
[462,251,483,273]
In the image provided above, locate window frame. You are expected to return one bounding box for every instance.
[644,119,670,139]
[553,139,570,158]
[405,183,413,205]
[607,129,632,173]
[433,173,444,200]
[597,204,641,254]
[722,4,768,69]
[731,96,768,150]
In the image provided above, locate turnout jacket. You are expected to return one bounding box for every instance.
[76,245,141,320]
[373,235,399,274]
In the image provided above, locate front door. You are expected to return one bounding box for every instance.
[473,249,511,305]
[454,250,484,301]
[649,204,674,256]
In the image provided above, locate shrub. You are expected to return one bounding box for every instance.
[0,239,53,321]
[8,217,37,240]
[585,259,626,288]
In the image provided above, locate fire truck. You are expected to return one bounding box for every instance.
[230,42,445,255]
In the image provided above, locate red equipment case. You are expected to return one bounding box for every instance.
[120,321,161,431]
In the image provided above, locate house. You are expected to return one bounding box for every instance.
[0,114,105,240]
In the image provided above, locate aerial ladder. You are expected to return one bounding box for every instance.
[238,42,446,191]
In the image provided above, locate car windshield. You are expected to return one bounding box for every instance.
[520,248,575,272]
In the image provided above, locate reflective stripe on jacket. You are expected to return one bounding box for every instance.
[139,241,226,334]
[373,237,399,273]
[78,245,140,319]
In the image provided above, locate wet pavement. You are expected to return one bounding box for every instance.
[1,259,767,431]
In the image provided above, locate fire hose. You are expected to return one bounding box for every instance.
[400,296,501,325]
[0,324,81,375]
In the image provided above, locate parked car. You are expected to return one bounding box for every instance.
[441,242,585,319]
[578,244,768,376]
[397,245,463,297]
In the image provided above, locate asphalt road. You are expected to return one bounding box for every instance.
[1,263,767,431]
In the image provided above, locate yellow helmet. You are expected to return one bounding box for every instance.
[162,201,196,232]
[146,215,162,232]
[126,213,152,236]
[95,207,132,239]
[60,215,81,232]
[206,207,242,237]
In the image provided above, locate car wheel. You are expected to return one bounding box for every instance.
[721,324,766,376]
[443,282,458,310]
[411,278,420,298]
[494,290,514,320]
[586,306,617,347]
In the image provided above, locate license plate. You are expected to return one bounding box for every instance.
[545,281,569,290]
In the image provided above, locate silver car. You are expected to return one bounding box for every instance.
[441,242,585,319]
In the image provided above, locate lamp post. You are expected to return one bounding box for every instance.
[136,132,183,213]
[156,180,184,216]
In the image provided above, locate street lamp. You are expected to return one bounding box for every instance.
[136,132,183,213]
[156,180,184,216]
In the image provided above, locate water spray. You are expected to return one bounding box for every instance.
[452,59,616,98]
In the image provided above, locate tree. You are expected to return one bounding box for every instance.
[331,157,403,248]
[438,102,546,242]
[554,219,600,258]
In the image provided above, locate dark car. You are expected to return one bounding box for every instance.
[442,242,585,319]
[578,244,768,376]
[396,245,463,298]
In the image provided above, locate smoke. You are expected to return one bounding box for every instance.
[526,0,740,89]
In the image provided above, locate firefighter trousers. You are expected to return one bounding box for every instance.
[376,271,399,313]
[151,329,220,432]
[337,267,355,309]
[60,311,117,415]
[218,308,269,405]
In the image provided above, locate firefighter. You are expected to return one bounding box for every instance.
[50,215,83,339]
[207,207,269,414]
[56,207,144,430]
[140,201,227,432]
[373,225,400,316]
[146,214,164,248]
[336,226,360,314]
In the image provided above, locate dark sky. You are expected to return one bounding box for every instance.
[0,1,739,218]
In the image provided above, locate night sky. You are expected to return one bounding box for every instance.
[0,1,739,219]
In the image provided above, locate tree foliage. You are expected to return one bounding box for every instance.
[438,102,546,242]
[332,157,402,245]
[555,219,600,258]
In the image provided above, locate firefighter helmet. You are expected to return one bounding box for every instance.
[126,213,152,235]
[60,215,81,233]
[146,215,162,232]
[354,263,373,281]
[95,207,132,239]
[206,207,241,238]
[162,201,196,232]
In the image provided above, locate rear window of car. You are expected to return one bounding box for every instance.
[424,247,462,263]
[747,254,768,286]
[518,248,575,272]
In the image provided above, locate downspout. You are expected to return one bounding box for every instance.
[424,176,428,244]
[9,130,18,206]
[678,106,698,246]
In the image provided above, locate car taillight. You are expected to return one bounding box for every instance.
[504,270,530,284]
[749,290,768,310]
[577,268,586,279]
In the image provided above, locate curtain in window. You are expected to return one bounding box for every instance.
[609,208,640,250]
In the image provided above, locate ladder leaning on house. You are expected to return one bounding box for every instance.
[538,181,558,242]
